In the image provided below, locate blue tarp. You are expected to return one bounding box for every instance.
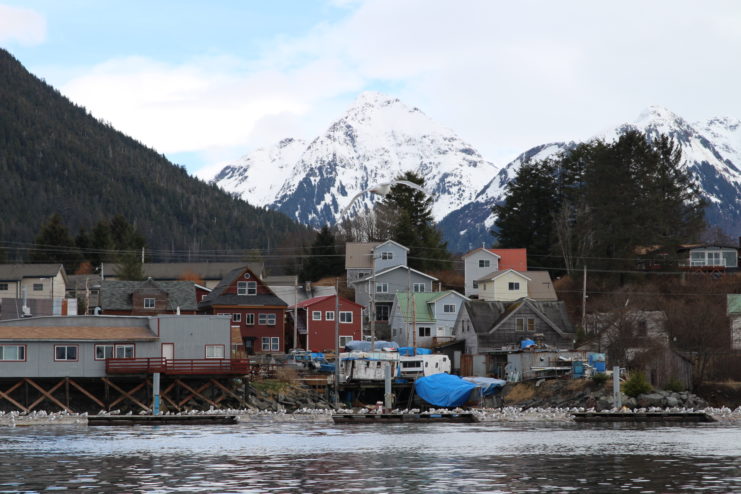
[398,347,433,356]
[521,338,535,349]
[415,373,476,407]
[344,340,399,352]
[462,377,506,397]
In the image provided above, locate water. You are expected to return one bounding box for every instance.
[1,421,740,493]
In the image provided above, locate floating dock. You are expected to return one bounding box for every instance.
[88,414,239,426]
[573,412,716,423]
[332,412,477,424]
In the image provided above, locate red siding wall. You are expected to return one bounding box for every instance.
[303,298,362,353]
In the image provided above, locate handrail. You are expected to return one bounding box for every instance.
[106,358,251,375]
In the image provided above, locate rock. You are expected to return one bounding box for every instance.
[666,396,679,407]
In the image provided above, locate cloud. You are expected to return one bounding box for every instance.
[58,0,741,175]
[0,4,46,46]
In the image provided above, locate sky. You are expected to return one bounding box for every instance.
[2,0,741,178]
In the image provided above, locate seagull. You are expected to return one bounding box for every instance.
[339,180,429,218]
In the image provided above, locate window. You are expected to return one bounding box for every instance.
[515,317,535,332]
[527,318,535,332]
[205,345,225,359]
[376,305,390,321]
[115,344,135,358]
[325,311,335,321]
[508,282,520,291]
[418,327,431,337]
[479,259,490,268]
[95,344,114,360]
[246,313,255,325]
[238,281,257,295]
[258,313,277,326]
[261,337,280,352]
[312,311,322,321]
[472,281,478,289]
[339,335,353,347]
[144,298,156,309]
[515,318,524,332]
[201,294,207,301]
[339,311,353,323]
[413,283,426,293]
[0,283,8,291]
[232,313,242,323]
[443,304,455,313]
[55,345,78,361]
[381,251,393,260]
[0,345,25,361]
[33,283,43,291]
[376,283,388,293]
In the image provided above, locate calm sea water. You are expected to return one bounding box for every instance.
[0,421,740,493]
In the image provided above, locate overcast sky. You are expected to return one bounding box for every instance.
[2,0,740,177]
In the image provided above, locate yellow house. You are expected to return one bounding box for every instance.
[477,269,530,302]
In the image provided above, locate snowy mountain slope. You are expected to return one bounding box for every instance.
[209,91,498,227]
[440,107,741,253]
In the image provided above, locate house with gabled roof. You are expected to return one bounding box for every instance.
[287,295,362,352]
[345,240,409,287]
[389,290,469,348]
[0,264,70,319]
[99,279,200,316]
[198,266,286,355]
[462,248,527,298]
[351,265,438,322]
[103,262,264,289]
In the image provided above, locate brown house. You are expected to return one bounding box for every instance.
[198,266,287,355]
[99,279,200,316]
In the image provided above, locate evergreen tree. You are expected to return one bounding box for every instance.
[376,171,451,271]
[300,225,344,282]
[30,213,81,272]
[114,252,145,281]
[90,219,115,266]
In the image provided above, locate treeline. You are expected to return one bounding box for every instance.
[0,49,312,260]
[494,130,706,273]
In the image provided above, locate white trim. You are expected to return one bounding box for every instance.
[476,269,532,283]
[352,265,438,284]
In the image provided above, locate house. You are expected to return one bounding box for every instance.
[0,264,71,319]
[388,290,468,348]
[198,266,287,355]
[462,248,527,298]
[351,265,439,322]
[476,269,558,302]
[99,279,201,316]
[0,314,232,378]
[345,240,409,287]
[727,294,741,350]
[678,244,739,271]
[287,295,362,352]
[453,298,575,376]
[103,262,264,289]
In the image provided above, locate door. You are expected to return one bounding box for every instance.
[161,343,174,361]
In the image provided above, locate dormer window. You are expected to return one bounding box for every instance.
[381,251,393,260]
[238,281,257,295]
[479,259,490,268]
[144,298,155,309]
[508,282,520,291]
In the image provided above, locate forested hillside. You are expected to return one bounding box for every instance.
[0,49,312,260]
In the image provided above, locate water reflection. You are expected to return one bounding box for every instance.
[1,422,740,492]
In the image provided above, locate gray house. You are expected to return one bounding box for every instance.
[0,314,231,378]
[351,265,438,321]
[345,240,409,287]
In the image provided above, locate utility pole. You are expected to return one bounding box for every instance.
[334,277,340,403]
[581,265,588,332]
[141,247,145,264]
[293,279,298,350]
[370,249,376,352]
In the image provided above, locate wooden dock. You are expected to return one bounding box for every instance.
[88,414,239,426]
[573,412,716,423]
[332,412,477,424]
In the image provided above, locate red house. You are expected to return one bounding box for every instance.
[288,295,362,353]
[198,266,287,355]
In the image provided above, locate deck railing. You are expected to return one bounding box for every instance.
[106,358,251,375]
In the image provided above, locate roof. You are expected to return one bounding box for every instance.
[270,285,336,306]
[463,300,507,333]
[345,242,381,269]
[376,240,409,252]
[0,264,65,282]
[287,295,362,310]
[476,269,532,283]
[524,271,558,301]
[462,247,501,259]
[490,249,528,271]
[490,299,574,337]
[0,325,157,341]
[199,267,286,308]
[100,279,199,311]
[103,262,264,281]
[262,275,298,286]
[393,292,443,323]
[729,294,741,314]
[352,265,439,284]
[677,244,739,252]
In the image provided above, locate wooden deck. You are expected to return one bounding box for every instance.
[573,412,716,423]
[88,414,239,426]
[333,412,477,424]
[105,358,250,375]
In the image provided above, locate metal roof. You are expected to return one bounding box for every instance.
[0,264,65,281]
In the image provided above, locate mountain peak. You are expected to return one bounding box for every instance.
[636,105,685,125]
[352,90,401,108]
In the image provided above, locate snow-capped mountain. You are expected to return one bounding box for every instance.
[209,91,498,226]
[439,106,741,253]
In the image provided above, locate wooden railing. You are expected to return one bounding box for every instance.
[106,358,250,375]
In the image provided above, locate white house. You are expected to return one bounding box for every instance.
[462,248,527,298]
